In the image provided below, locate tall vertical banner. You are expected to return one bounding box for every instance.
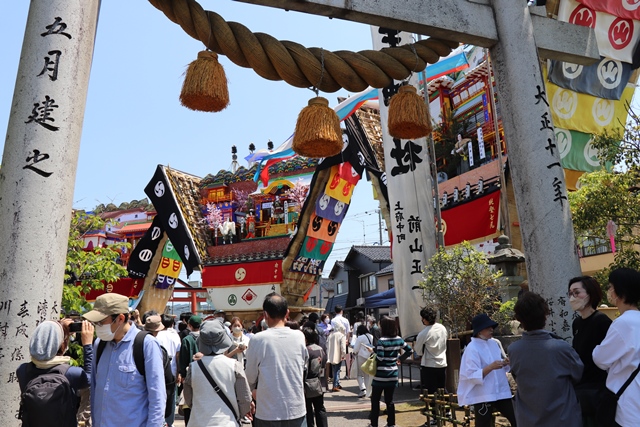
[371,27,437,339]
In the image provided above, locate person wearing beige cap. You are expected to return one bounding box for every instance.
[144,315,165,336]
[84,293,166,427]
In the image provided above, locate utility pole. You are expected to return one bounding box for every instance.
[377,209,383,245]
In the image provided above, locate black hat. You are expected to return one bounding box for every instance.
[471,313,498,337]
[308,312,320,323]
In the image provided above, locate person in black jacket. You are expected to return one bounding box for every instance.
[568,275,612,426]
[303,327,328,427]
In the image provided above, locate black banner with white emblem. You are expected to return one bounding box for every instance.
[127,215,164,278]
[144,165,200,276]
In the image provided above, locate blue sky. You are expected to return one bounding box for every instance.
[1,1,388,279]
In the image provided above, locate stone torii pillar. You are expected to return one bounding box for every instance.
[0,0,99,421]
[238,0,599,337]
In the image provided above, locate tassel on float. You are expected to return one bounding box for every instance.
[292,97,343,158]
[388,85,432,140]
[179,51,229,112]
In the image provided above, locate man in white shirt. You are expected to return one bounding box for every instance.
[331,305,352,379]
[415,307,448,394]
[150,314,182,427]
[246,293,309,427]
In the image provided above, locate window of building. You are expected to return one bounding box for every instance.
[336,282,344,295]
[369,275,377,291]
[360,275,377,293]
[388,279,395,289]
[310,296,317,306]
[360,277,368,294]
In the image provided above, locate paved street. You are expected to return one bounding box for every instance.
[173,364,426,427]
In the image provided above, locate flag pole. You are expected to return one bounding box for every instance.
[418,35,445,248]
[485,48,511,238]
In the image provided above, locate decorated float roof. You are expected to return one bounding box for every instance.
[200,157,318,188]
[143,156,321,266]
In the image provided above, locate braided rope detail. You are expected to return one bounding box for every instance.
[148,0,459,93]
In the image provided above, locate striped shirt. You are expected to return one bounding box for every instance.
[372,336,412,387]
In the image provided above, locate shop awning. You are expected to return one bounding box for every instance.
[364,288,396,308]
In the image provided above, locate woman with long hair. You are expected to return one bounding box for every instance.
[368,316,412,427]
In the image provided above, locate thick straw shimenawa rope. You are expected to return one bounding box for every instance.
[148,0,459,93]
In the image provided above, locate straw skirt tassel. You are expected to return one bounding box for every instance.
[292,97,343,158]
[180,51,230,112]
[388,85,432,140]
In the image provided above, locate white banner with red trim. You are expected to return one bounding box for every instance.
[207,284,282,311]
[559,0,640,64]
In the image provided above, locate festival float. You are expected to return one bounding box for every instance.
[126,91,388,320]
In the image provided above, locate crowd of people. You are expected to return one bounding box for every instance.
[14,267,640,427]
[454,268,640,427]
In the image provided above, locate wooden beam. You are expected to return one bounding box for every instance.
[234,0,599,65]
[236,0,498,47]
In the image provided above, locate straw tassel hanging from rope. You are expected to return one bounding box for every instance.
[180,51,230,112]
[388,84,432,140]
[292,96,343,158]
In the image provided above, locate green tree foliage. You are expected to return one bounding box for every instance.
[570,108,640,304]
[64,211,129,314]
[591,108,640,170]
[568,170,640,246]
[418,241,503,337]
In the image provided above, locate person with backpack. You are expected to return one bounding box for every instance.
[17,318,94,427]
[157,314,182,427]
[83,293,166,427]
[178,315,202,426]
[303,326,328,427]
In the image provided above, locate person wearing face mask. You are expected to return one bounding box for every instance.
[225,317,250,366]
[457,313,517,427]
[83,293,167,427]
[509,292,583,427]
[567,276,612,426]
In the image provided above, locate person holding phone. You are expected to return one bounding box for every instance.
[457,314,517,427]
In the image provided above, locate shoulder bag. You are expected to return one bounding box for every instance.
[360,353,377,376]
[197,359,239,421]
[595,363,640,427]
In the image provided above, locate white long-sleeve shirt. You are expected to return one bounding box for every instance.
[457,337,512,406]
[593,310,640,427]
[415,322,448,368]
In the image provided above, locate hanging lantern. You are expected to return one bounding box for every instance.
[388,85,431,140]
[292,97,342,158]
[179,51,229,112]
